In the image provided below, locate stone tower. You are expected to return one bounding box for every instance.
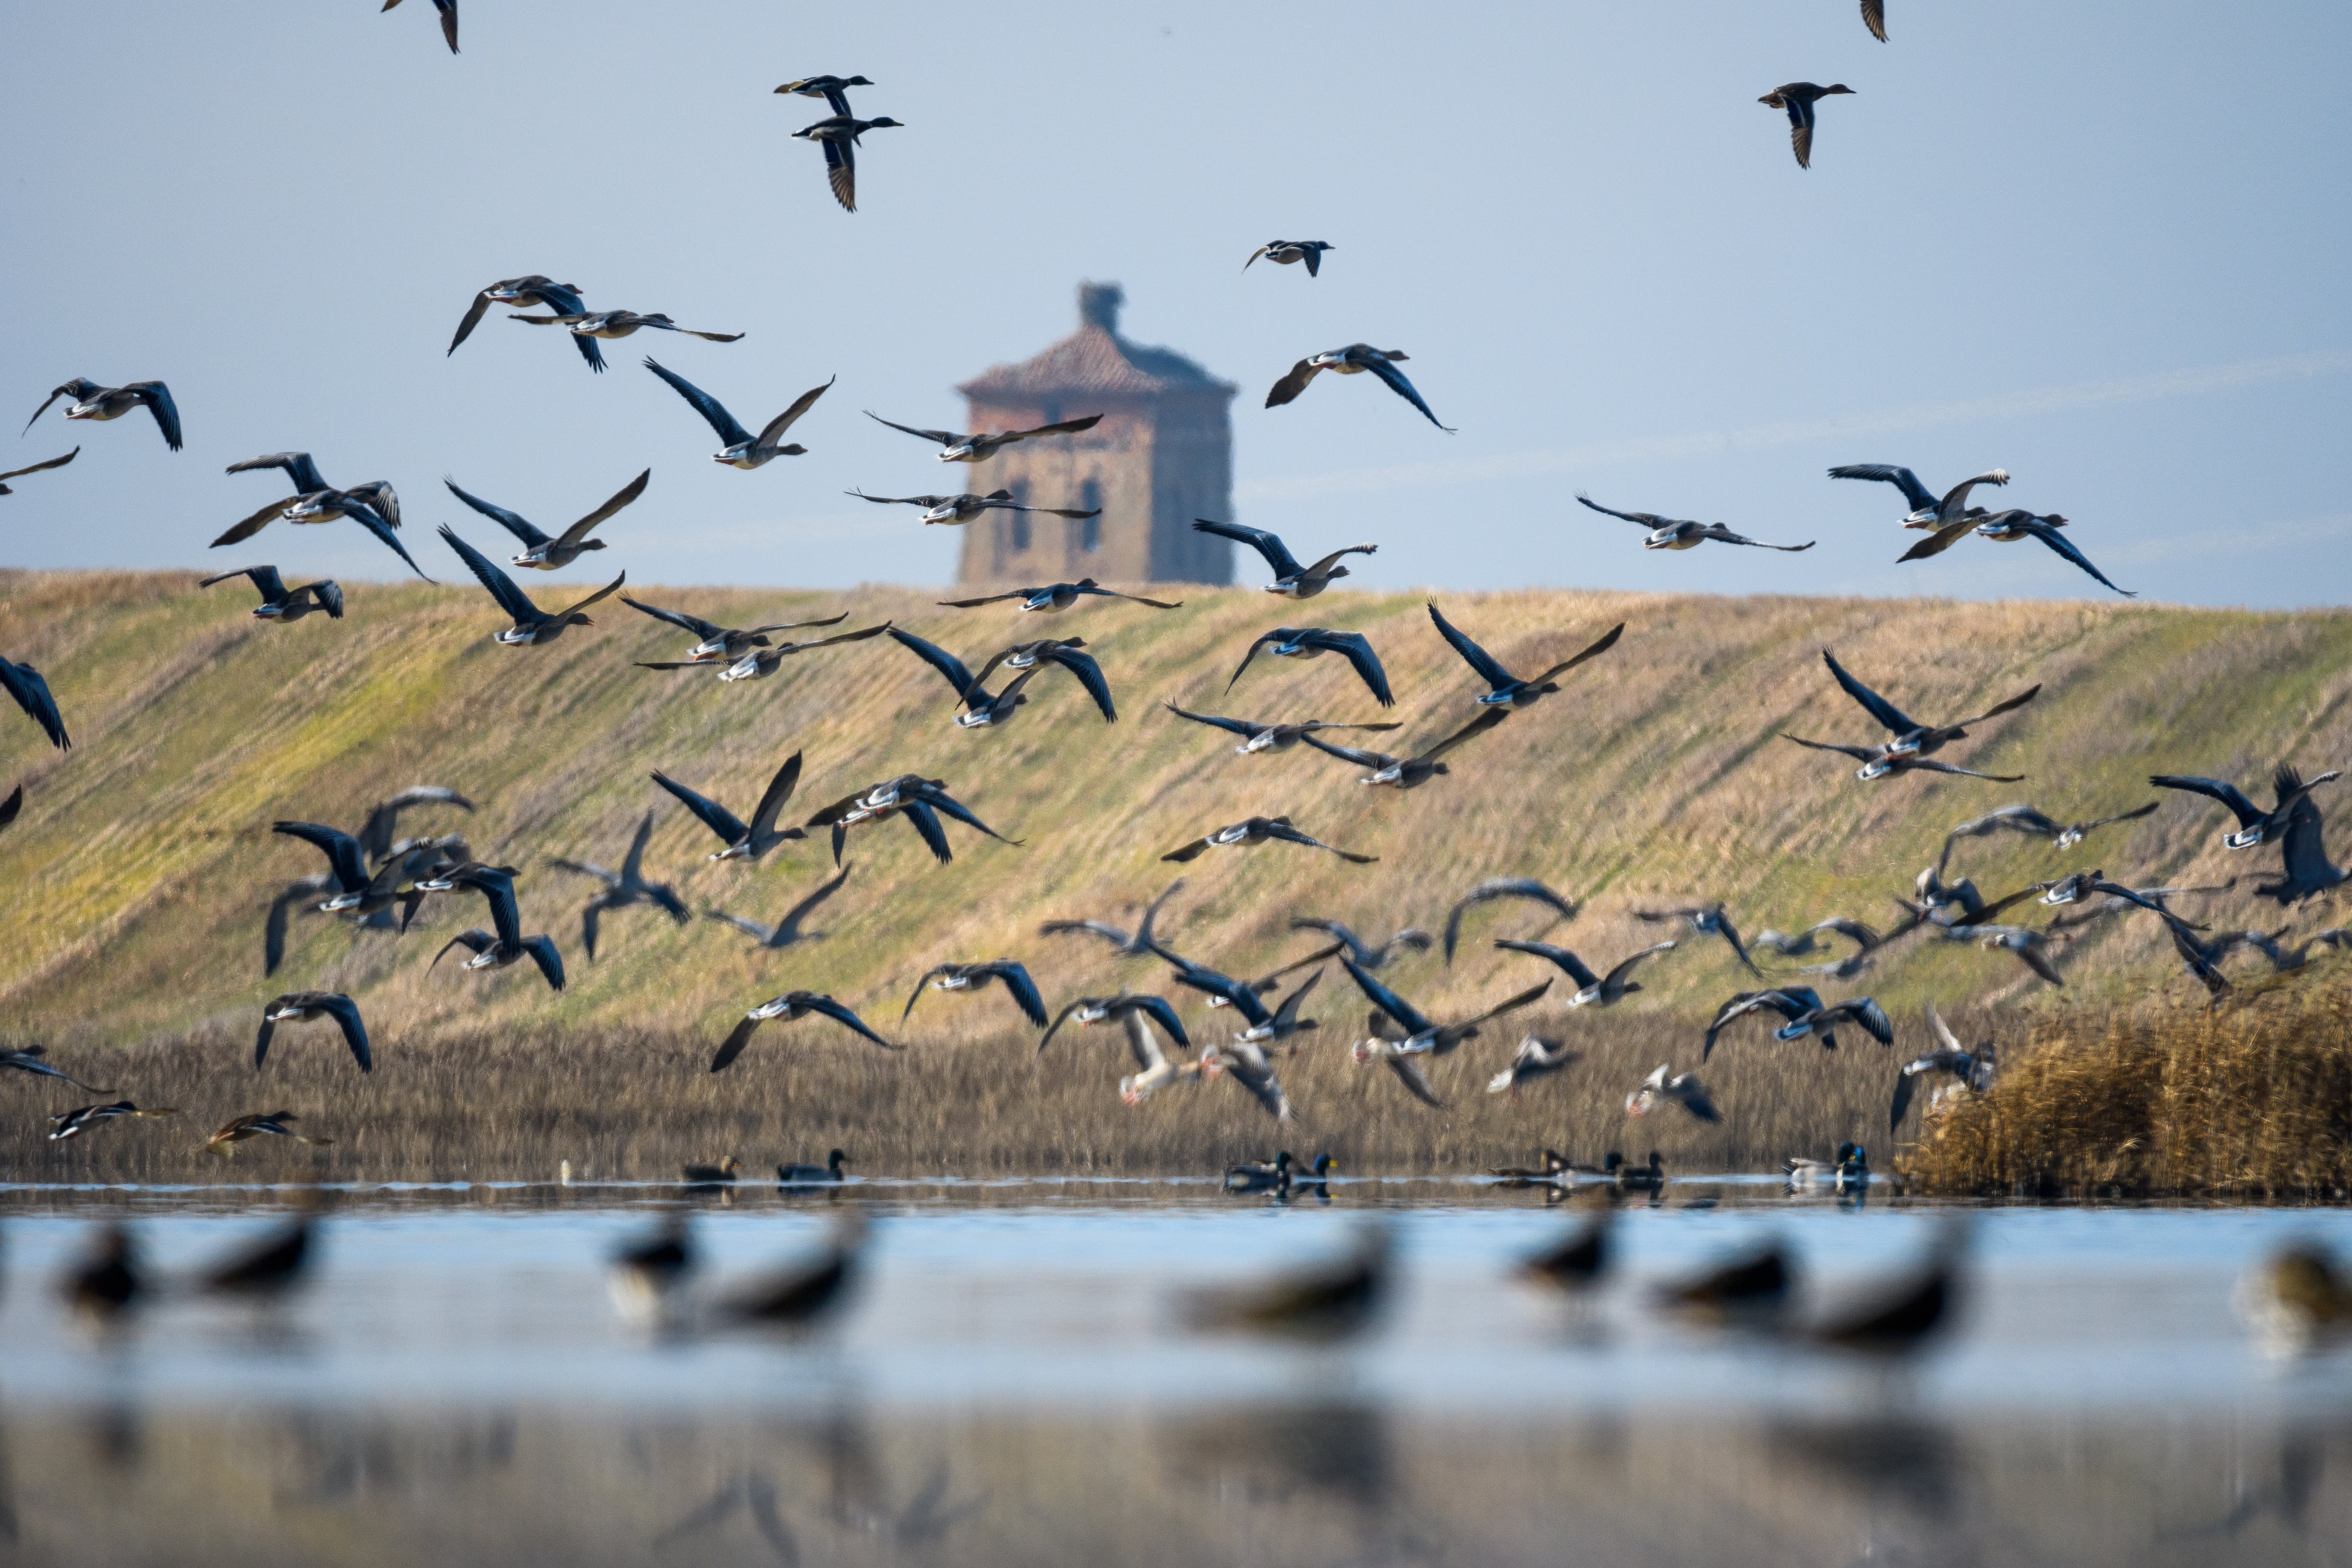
[952,282,1236,586]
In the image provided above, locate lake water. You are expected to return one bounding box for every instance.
[3,1176,2349,1566]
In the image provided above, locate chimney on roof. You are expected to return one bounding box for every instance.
[1077,280,1123,335]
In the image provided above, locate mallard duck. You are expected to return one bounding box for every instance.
[652,752,807,861]
[1490,1149,1570,1185]
[445,469,649,570]
[1784,1141,1869,1188]
[1522,1206,1614,1293]
[1266,345,1452,431]
[24,378,181,449]
[610,1213,694,1321]
[1161,815,1377,865]
[865,410,1100,464]
[1244,241,1335,276]
[548,812,690,961]
[645,358,833,469]
[200,564,343,622]
[778,1148,850,1185]
[1428,604,1623,709]
[713,996,893,1071]
[438,525,623,644]
[1191,520,1373,598]
[1224,1151,1295,1192]
[792,116,905,213]
[1808,1219,1970,1354]
[1757,82,1856,169]
[1577,493,1812,552]
[48,1102,175,1143]
[204,1112,330,1156]
[255,992,372,1073]
[901,960,1049,1030]
[1442,877,1578,962]
[1624,1064,1721,1122]
[450,276,601,368]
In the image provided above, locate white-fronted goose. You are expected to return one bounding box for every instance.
[1900,509,2136,596]
[1820,650,2040,759]
[1781,732,2026,784]
[652,752,806,861]
[415,862,566,991]
[1038,878,1185,956]
[803,774,1020,867]
[646,358,833,469]
[1703,987,1892,1058]
[623,595,849,664]
[957,639,1116,721]
[451,277,603,369]
[1939,800,2158,863]
[705,864,853,951]
[2153,765,2342,851]
[1577,493,1812,552]
[1163,701,1398,754]
[1442,876,1578,962]
[24,379,181,450]
[938,579,1181,614]
[901,960,1048,1030]
[866,410,1101,464]
[1486,1036,1582,1098]
[1342,959,1551,1103]
[255,993,371,1073]
[713,994,894,1071]
[1227,626,1393,706]
[1192,520,1374,599]
[200,565,342,622]
[1633,901,1762,976]
[1266,345,1451,431]
[1624,1064,1721,1123]
[1829,464,2006,528]
[445,469,649,570]
[511,309,741,343]
[440,525,622,644]
[549,812,690,959]
[1287,918,1430,970]
[1498,939,1675,1007]
[1161,815,1376,865]
[217,452,430,580]
[1890,1003,1997,1131]
[1428,603,1623,708]
[1301,708,1509,789]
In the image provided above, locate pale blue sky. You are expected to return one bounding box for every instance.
[5,0,2348,604]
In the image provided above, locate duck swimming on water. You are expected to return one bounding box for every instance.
[0,447,77,495]
[381,0,458,53]
[1899,509,2135,597]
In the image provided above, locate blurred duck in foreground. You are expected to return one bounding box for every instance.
[611,1212,694,1326]
[1660,1238,1797,1327]
[1804,1218,1970,1355]
[716,1209,869,1328]
[62,1223,143,1321]
[2236,1244,2352,1356]
[199,1215,316,1300]
[1186,1219,1391,1341]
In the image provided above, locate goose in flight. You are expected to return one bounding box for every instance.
[775,74,874,115]
[1038,991,1192,1057]
[888,626,1044,729]
[1958,922,2067,987]
[1576,493,1814,552]
[938,579,1182,614]
[1300,708,1510,789]
[0,446,77,494]
[1287,917,1431,971]
[382,0,457,53]
[201,565,343,622]
[439,525,623,644]
[1151,939,1343,1022]
[1939,800,2158,864]
[1162,815,1376,865]
[0,783,20,834]
[1758,82,1855,168]
[1266,344,1452,431]
[1703,987,1892,1058]
[1040,878,1185,956]
[645,359,833,469]
[548,812,690,959]
[216,452,431,580]
[450,277,604,369]
[1781,732,2026,784]
[1343,961,1552,1105]
[510,309,742,344]
[24,378,181,450]
[957,639,1117,721]
[622,595,849,664]
[1442,877,1578,962]
[1191,520,1375,599]
[2,656,70,749]
[849,487,1099,526]
[1890,1003,1997,1131]
[48,1101,176,1143]
[865,409,1103,464]
[652,752,806,861]
[1900,509,2135,596]
[204,1112,330,1155]
[1244,240,1335,276]
[1162,701,1399,755]
[0,1045,113,1093]
[1633,901,1762,977]
[270,820,375,911]
[791,115,905,213]
[804,774,1019,867]
[255,993,372,1073]
[1820,650,2041,759]
[1428,604,1624,708]
[1829,464,2008,528]
[1496,939,1675,1008]
[2256,794,2347,907]
[1223,969,1325,1055]
[1751,917,1880,959]
[644,621,889,683]
[1486,1036,1582,1098]
[1200,1031,1299,1123]
[1624,1064,1721,1123]
[445,469,649,570]
[704,863,853,951]
[1226,626,1394,707]
[901,960,1049,1030]
[417,863,567,992]
[711,992,894,1071]
[2153,765,2342,851]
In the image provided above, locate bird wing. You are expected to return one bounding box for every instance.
[710,1014,764,1072]
[1340,958,1433,1037]
[887,626,977,699]
[2151,775,2265,828]
[1843,998,1895,1045]
[1526,621,1626,685]
[1163,700,1257,739]
[703,908,778,941]
[1300,733,1395,770]
[1384,1055,1446,1108]
[1779,732,1876,763]
[1575,493,1667,528]
[865,412,962,446]
[227,451,328,492]
[0,447,78,483]
[1189,519,1301,579]
[1788,97,1815,169]
[900,799,954,864]
[1494,940,1599,989]
[1262,820,1376,864]
[21,383,80,435]
[554,468,651,547]
[1264,358,1322,409]
[211,495,295,548]
[2277,794,2342,895]
[448,290,493,354]
[1702,991,1777,1060]
[348,501,436,582]
[1426,602,1515,690]
[938,591,1025,608]
[747,751,805,841]
[908,784,1020,847]
[1705,525,1814,550]
[1038,997,1094,1056]
[1897,515,1981,563]
[273,820,371,891]
[1605,942,1676,987]
[127,383,182,450]
[580,895,604,961]
[1363,354,1454,431]
[445,478,548,548]
[780,862,854,934]
[1907,758,2027,782]
[0,782,17,831]
[1828,464,1935,512]
[1043,645,1117,722]
[759,377,836,447]
[1820,651,1922,736]
[1117,1006,1167,1072]
[621,596,725,640]
[1861,0,1888,40]
[1418,707,1511,763]
[321,994,373,1072]
[2012,942,2066,987]
[1224,631,1287,693]
[821,134,857,212]
[1948,683,2042,730]
[2017,518,2135,597]
[437,525,543,622]
[1161,835,1215,863]
[901,966,955,1022]
[1458,979,1554,1034]
[644,358,752,446]
[1940,470,2009,514]
[204,564,284,600]
[805,994,896,1050]
[995,963,1049,1027]
[1311,629,1394,707]
[652,770,751,847]
[456,866,524,949]
[430,929,495,971]
[1925,1001,1964,1055]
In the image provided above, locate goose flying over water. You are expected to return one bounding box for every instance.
[2,656,70,749]
[200,565,343,622]
[548,812,690,959]
[1244,240,1335,276]
[792,115,905,213]
[775,74,874,115]
[704,863,853,951]
[1820,650,2041,759]
[1442,877,1579,961]
[1038,991,1192,1056]
[865,410,1103,464]
[1151,939,1344,1022]
[382,0,457,53]
[1900,509,2135,596]
[645,358,834,468]
[1227,627,1393,707]
[902,960,1049,1030]
[939,579,1182,614]
[1162,701,1399,754]
[1486,1036,1582,1098]
[417,862,566,991]
[652,752,806,861]
[1634,902,1762,977]
[1044,995,1200,1105]
[1577,493,1814,552]
[1162,815,1376,865]
[1287,918,1431,971]
[510,309,742,343]
[712,992,893,1071]
[1758,82,1855,168]
[1300,708,1510,789]
[1781,732,2027,783]
[1890,1003,1997,1131]
[1497,939,1676,1008]
[622,596,849,664]
[255,992,372,1073]
[445,469,649,570]
[849,487,1099,526]
[450,277,604,368]
[1429,604,1624,708]
[24,378,180,449]
[1343,961,1551,1106]
[0,446,77,494]
[439,525,623,644]
[1192,520,1375,599]
[1266,344,1451,430]
[2153,765,2342,851]
[216,452,431,580]
[1039,878,1185,956]
[1704,988,1892,1057]
[1829,464,2008,528]
[804,774,1019,866]
[1625,1064,1721,1122]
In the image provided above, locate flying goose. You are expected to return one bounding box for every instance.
[1184,1221,1391,1339]
[1244,240,1335,276]
[1300,708,1510,789]
[1781,732,2026,784]
[1442,877,1579,962]
[0,1045,112,1093]
[1624,1064,1722,1122]
[865,410,1103,464]
[712,992,893,1071]
[1162,701,1399,754]
[200,565,343,622]
[1200,1030,1299,1123]
[445,469,649,570]
[216,452,431,580]
[1899,509,2135,596]
[48,1101,176,1143]
[652,752,806,861]
[0,446,77,494]
[849,487,1099,526]
[887,626,1048,729]
[1428,604,1624,708]
[646,358,833,469]
[1,657,70,749]
[1226,968,1325,1050]
[777,1148,851,1185]
[774,74,874,115]
[1162,815,1376,865]
[1038,991,1192,1057]
[24,378,181,450]
[938,579,1182,614]
[1342,958,1551,1070]
[1829,464,2008,528]
[2233,925,2352,973]
[901,960,1049,1030]
[955,639,1117,721]
[649,622,890,683]
[1039,878,1185,956]
[1633,902,1762,976]
[1890,1003,1997,1130]
[2257,794,2347,906]
[1287,918,1431,970]
[439,525,622,644]
[1266,345,1452,430]
[255,993,372,1073]
[2030,869,2217,922]
[622,595,849,664]
[511,309,742,343]
[804,774,1019,867]
[1191,520,1375,599]
[415,862,566,991]
[271,819,377,912]
[1703,987,1892,1058]
[204,1112,330,1155]
[1497,939,1676,1007]
[1486,1035,1582,1098]
[382,0,457,53]
[1820,650,2041,759]
[1576,493,1813,552]
[1226,626,1394,707]
[1151,939,1344,1022]
[450,277,604,368]
[1751,917,1880,959]
[705,864,854,951]
[549,812,690,959]
[792,115,906,212]
[1939,800,2159,864]
[2153,766,2342,851]
[1758,82,1856,168]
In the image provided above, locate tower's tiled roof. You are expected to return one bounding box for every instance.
[958,283,1236,400]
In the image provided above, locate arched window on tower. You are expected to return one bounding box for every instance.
[1078,478,1102,553]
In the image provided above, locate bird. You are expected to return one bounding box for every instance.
[549,813,690,960]
[937,579,1182,614]
[444,470,649,571]
[1161,815,1376,865]
[1828,464,2009,528]
[2236,1245,2352,1353]
[702,868,852,957]
[645,359,833,469]
[450,277,604,368]
[886,627,1045,729]
[791,115,906,212]
[1299,708,1511,789]
[1226,626,1394,706]
[774,74,875,115]
[901,960,1049,1030]
[2166,920,2243,999]
[1038,878,1185,957]
[803,774,1020,867]
[1958,922,2067,987]
[2153,765,2342,851]
[1428,604,1624,709]
[1244,242,1336,276]
[1287,918,1431,971]
[1161,701,1400,755]
[1224,1151,1295,1192]
[716,1208,868,1326]
[1861,0,1889,41]
[865,409,1103,464]
[1497,939,1676,1007]
[1890,1003,1998,1131]
[652,753,807,861]
[216,452,430,580]
[0,781,18,833]
[23,378,181,450]
[1443,877,1580,962]
[1522,1206,1614,1294]
[270,820,376,910]
[1703,988,1893,1058]
[1624,1064,1722,1122]
[1750,918,1880,960]
[1758,82,1856,168]
[778,1148,851,1185]
[1265,343,1451,430]
[712,995,893,1071]
[1486,1036,1583,1098]
[1817,650,2041,760]
[416,862,566,992]
[200,564,343,622]
[1807,1220,1970,1355]
[1938,801,2159,864]
[1634,902,1762,977]
[644,624,888,683]
[1037,994,1196,1102]
[953,639,1117,722]
[438,526,623,645]
[1900,509,2136,596]
[1151,939,1343,1019]
[1577,493,1813,552]
[509,308,743,344]
[61,1223,143,1319]
[1343,959,1551,1103]
[255,992,372,1073]
[2256,793,2347,906]
[682,1157,739,1196]
[1185,1220,1390,1340]
[1660,1240,1795,1324]
[199,1215,316,1297]
[48,1102,175,1143]
[1190,520,1375,599]
[1781,732,2026,784]
[622,595,850,664]
[0,446,77,494]
[204,1112,331,1156]
[1224,967,1327,1054]
[382,0,458,53]
[1,656,70,749]
[0,1045,112,1091]
[1784,1141,1870,1188]
[1200,1028,1302,1123]
[1490,1150,1569,1185]
[849,487,1100,526]
[610,1213,694,1321]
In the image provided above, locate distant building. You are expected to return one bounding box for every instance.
[953,282,1236,586]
